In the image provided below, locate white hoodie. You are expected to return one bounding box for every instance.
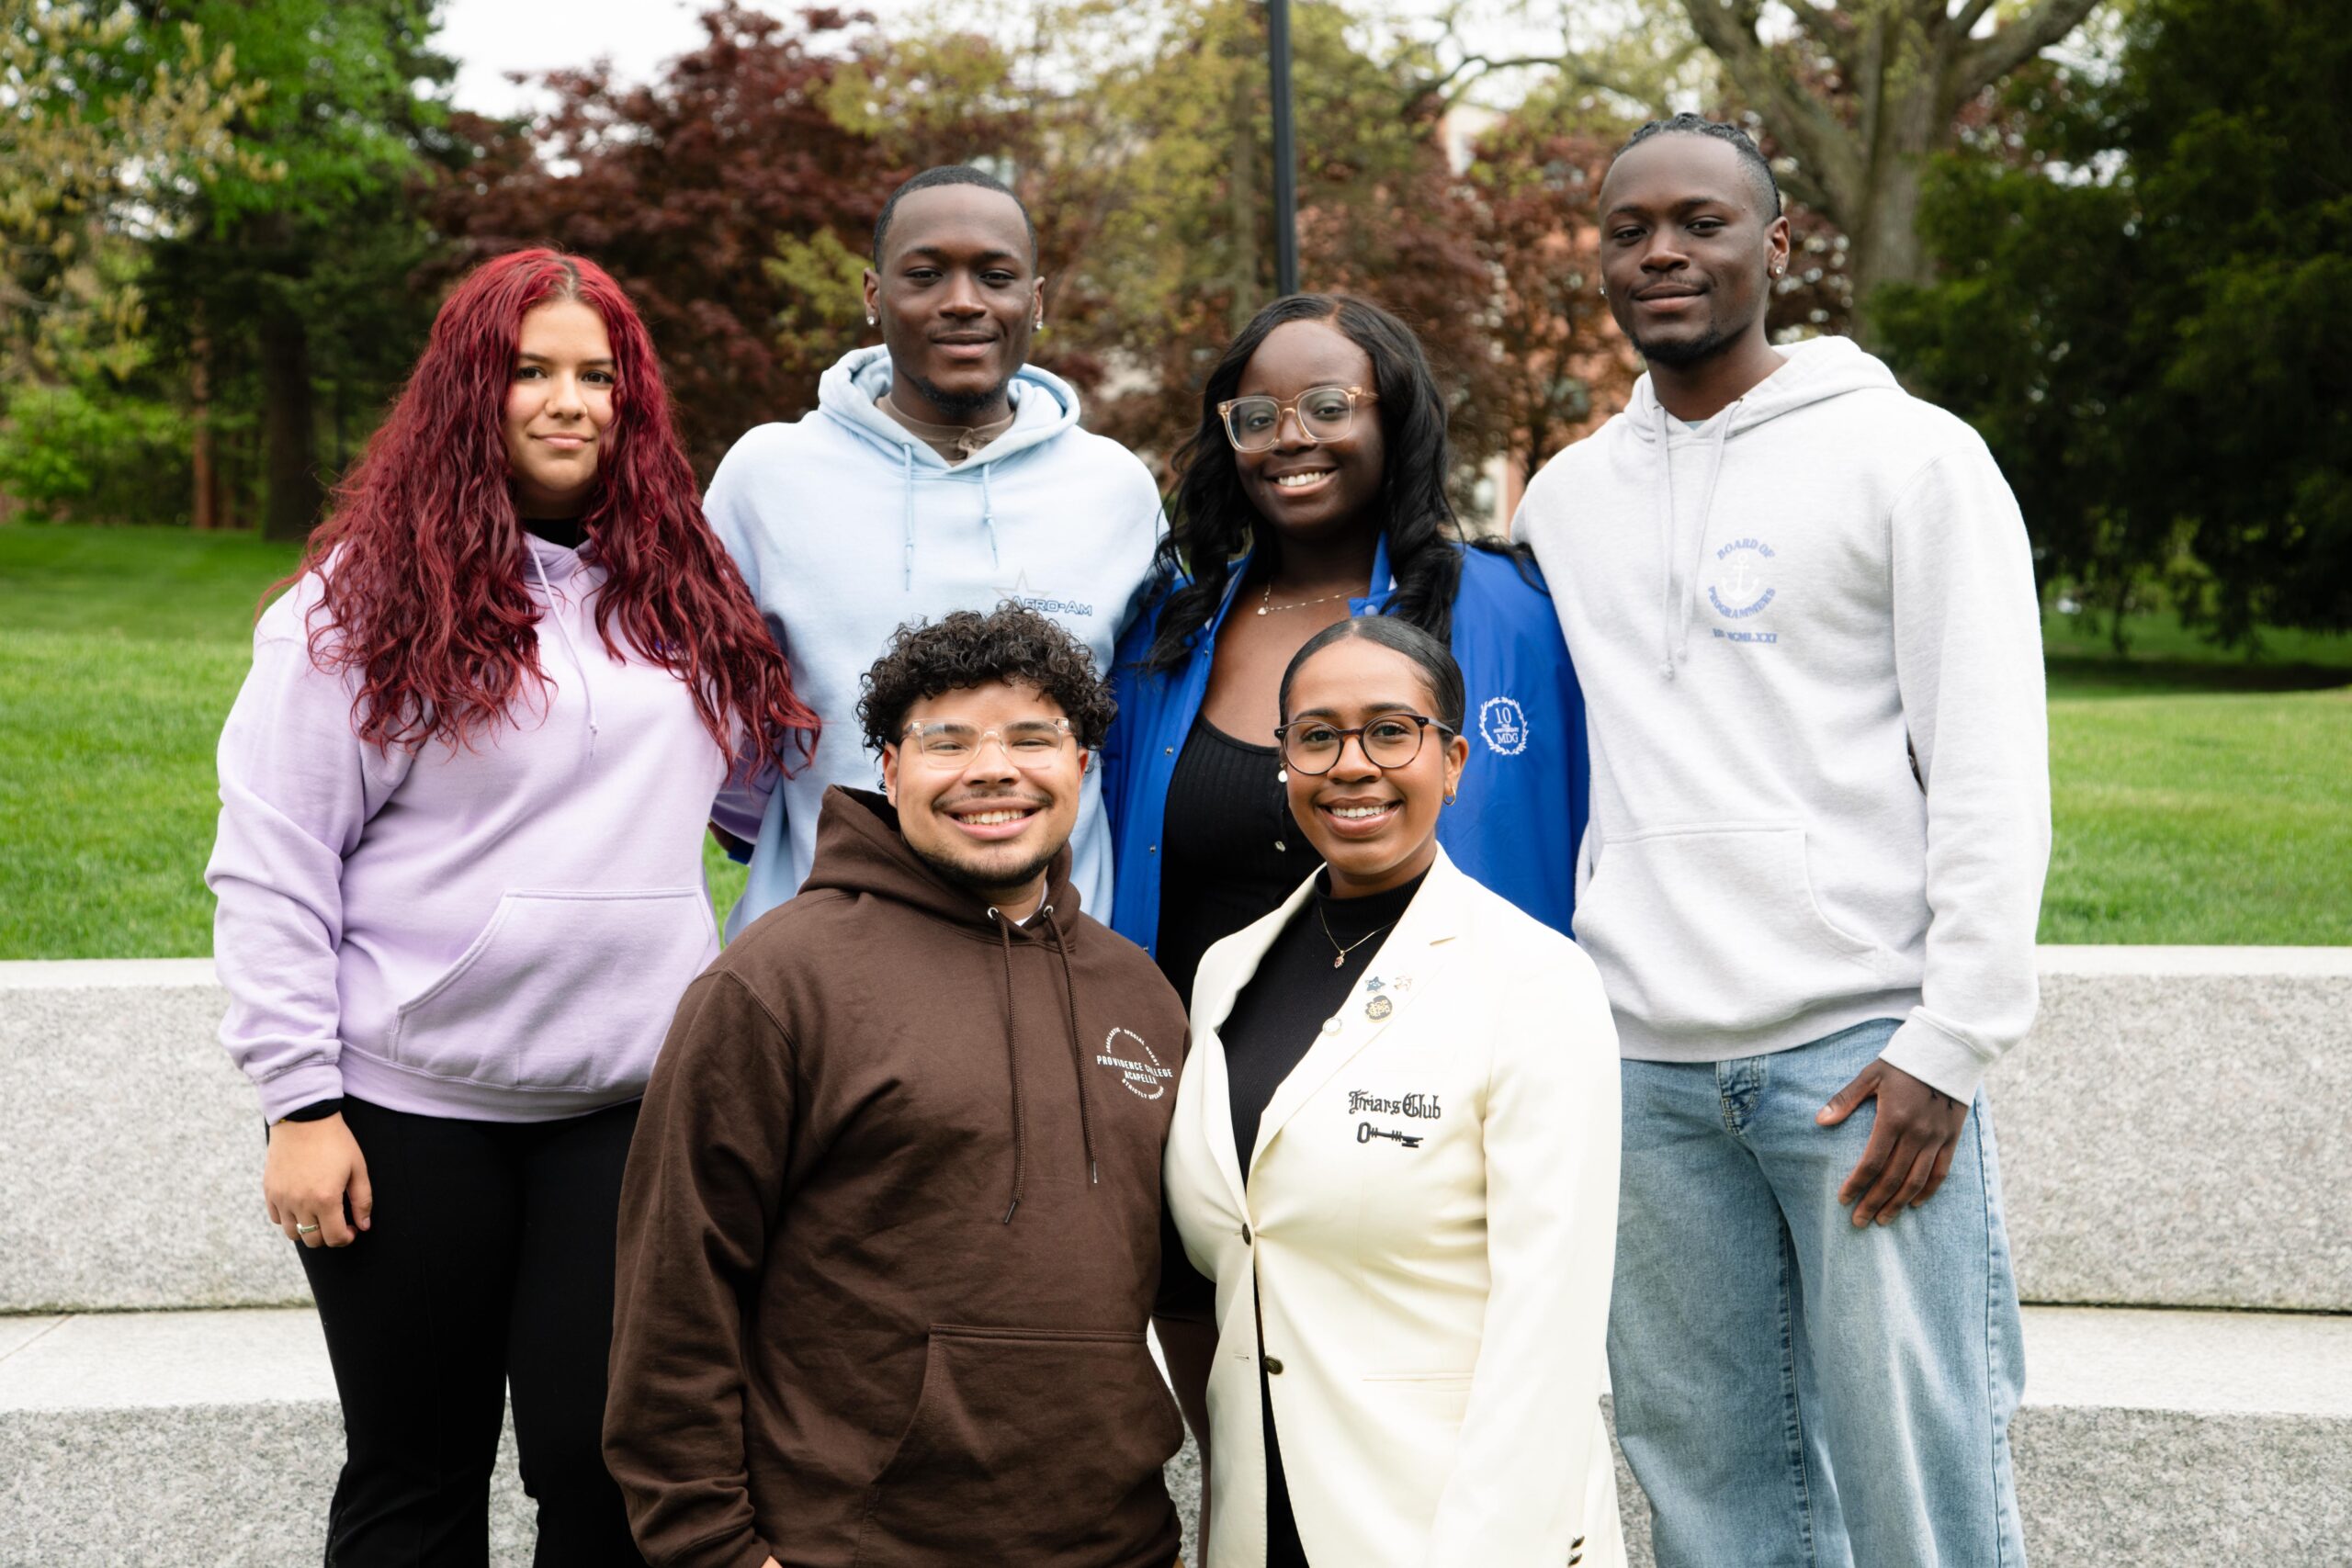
[1513,336,2049,1101]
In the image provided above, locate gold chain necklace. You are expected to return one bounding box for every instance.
[1259,579,1354,616]
[1314,902,1393,969]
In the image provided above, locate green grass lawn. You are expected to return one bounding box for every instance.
[0,523,746,958]
[2,522,2346,957]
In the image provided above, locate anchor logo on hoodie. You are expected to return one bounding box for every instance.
[1709,538,1778,619]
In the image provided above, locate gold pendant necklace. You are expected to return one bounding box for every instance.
[1259,579,1354,616]
[1315,902,1392,969]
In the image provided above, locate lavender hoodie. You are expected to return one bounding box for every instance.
[207,536,747,1122]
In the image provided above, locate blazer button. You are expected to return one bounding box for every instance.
[1264,1357,1284,1375]
[1240,1224,1251,1245]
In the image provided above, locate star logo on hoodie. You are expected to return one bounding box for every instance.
[993,569,1095,621]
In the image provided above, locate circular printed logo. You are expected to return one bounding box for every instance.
[1708,539,1778,619]
[1094,1027,1172,1100]
[1477,695,1530,757]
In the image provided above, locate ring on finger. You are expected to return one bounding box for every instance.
[294,1222,320,1235]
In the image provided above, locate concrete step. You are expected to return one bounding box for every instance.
[1986,946,2352,1312]
[6,1305,2344,1567]
[6,950,2348,1315]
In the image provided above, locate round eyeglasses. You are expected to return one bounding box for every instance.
[899,718,1075,769]
[1216,385,1379,453]
[1275,713,1450,775]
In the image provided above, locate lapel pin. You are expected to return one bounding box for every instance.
[1321,1015,1343,1034]
[1365,995,1394,1021]
[1364,976,1385,992]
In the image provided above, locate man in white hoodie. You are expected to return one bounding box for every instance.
[1514,116,2048,1567]
[707,164,1162,934]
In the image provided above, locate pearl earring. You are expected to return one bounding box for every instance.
[866,313,876,325]
[1276,768,1288,783]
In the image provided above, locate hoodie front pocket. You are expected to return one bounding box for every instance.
[1576,823,1886,1035]
[386,888,717,1092]
[855,1325,1183,1565]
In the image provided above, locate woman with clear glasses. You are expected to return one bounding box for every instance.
[1157,617,1625,1567]
[1100,293,1591,1012]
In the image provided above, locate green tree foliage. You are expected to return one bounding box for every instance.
[0,0,266,381]
[432,5,910,472]
[846,0,1502,487]
[1879,0,2350,641]
[1674,0,2106,331]
[141,0,456,538]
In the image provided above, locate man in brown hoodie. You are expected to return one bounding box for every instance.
[606,604,1190,1568]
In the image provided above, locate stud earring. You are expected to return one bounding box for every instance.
[866,312,876,326]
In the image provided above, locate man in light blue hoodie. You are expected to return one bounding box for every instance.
[707,165,1162,934]
[1515,118,2050,1567]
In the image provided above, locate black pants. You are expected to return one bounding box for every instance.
[294,1095,646,1567]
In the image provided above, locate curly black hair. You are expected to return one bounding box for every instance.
[857,602,1117,754]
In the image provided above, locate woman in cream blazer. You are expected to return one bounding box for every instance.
[1159,616,1624,1568]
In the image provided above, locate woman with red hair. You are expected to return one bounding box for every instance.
[206,248,816,1564]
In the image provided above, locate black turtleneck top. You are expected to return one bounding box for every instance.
[1204,864,1430,1568]
[1216,867,1428,1178]
[522,515,589,550]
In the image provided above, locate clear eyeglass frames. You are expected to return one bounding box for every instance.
[899,718,1075,769]
[1217,384,1379,453]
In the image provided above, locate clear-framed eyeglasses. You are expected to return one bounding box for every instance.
[898,717,1076,769]
[1274,713,1451,775]
[1217,384,1380,453]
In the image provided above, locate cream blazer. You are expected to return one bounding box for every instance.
[1165,847,1625,1568]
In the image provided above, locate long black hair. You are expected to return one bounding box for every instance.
[1138,293,1523,675]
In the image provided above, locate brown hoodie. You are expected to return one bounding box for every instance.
[606,787,1189,1568]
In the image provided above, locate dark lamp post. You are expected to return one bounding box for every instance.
[1269,0,1300,298]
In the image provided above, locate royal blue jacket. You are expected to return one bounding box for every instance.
[1101,536,1590,953]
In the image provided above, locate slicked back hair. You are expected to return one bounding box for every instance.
[871,164,1039,268]
[1619,114,1782,220]
[1279,615,1467,734]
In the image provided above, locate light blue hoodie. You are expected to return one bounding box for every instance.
[707,345,1163,937]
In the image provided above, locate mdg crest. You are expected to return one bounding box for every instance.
[1478,695,1530,757]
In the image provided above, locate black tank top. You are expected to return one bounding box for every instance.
[1154,715,1305,1009]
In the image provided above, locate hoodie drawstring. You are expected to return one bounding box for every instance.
[986,904,1101,1221]
[1042,908,1100,1189]
[989,909,1030,1224]
[1653,401,1737,680]
[979,463,1000,569]
[526,544,599,759]
[899,445,917,591]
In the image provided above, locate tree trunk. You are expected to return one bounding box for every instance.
[258,305,321,542]
[190,310,218,532]
[1846,65,1947,346]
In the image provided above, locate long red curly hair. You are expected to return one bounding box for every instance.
[277,249,816,775]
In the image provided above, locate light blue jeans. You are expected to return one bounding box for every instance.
[1608,1019,2027,1568]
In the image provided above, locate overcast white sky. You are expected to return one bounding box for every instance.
[435,0,1571,119]
[438,0,915,118]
